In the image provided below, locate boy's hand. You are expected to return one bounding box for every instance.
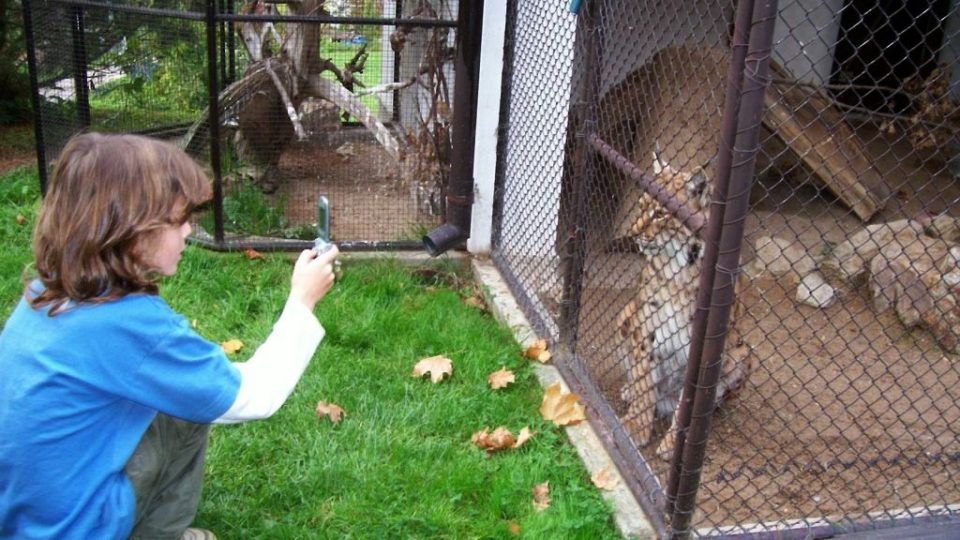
[289,245,340,310]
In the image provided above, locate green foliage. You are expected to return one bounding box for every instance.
[0,0,31,124]
[0,166,40,319]
[199,176,290,238]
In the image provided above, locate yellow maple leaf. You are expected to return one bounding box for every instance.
[532,482,551,512]
[315,401,346,424]
[487,367,515,390]
[411,355,453,383]
[220,339,244,354]
[523,338,552,363]
[590,465,620,491]
[539,383,586,426]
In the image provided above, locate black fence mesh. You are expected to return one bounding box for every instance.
[494,0,960,537]
[24,0,459,249]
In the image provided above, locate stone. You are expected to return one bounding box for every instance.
[796,272,835,308]
[821,219,924,287]
[751,236,816,280]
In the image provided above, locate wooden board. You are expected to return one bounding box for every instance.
[764,60,888,221]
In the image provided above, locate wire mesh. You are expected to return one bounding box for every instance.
[23,0,459,250]
[494,0,960,537]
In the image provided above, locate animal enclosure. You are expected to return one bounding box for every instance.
[493,0,960,538]
[22,0,467,250]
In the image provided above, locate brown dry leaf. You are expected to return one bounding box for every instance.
[471,427,515,452]
[532,482,551,512]
[220,339,244,355]
[243,248,265,260]
[507,521,521,536]
[15,214,26,225]
[487,367,515,390]
[412,355,453,383]
[523,338,552,363]
[591,466,620,491]
[539,383,586,426]
[463,295,486,310]
[315,401,346,424]
[513,427,534,449]
[471,426,534,453]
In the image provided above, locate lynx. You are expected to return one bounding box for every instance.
[617,153,751,458]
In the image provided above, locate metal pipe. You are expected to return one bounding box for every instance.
[21,0,49,194]
[423,0,484,256]
[205,0,225,244]
[670,1,779,537]
[666,0,756,513]
[587,134,707,239]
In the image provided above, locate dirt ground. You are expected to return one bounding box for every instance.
[571,124,960,532]
[270,135,439,243]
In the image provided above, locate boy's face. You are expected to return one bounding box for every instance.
[142,220,192,276]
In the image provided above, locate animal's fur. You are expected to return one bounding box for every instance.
[617,153,751,457]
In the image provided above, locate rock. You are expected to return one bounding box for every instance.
[925,214,960,243]
[869,233,960,353]
[751,236,816,280]
[796,272,835,308]
[821,219,924,287]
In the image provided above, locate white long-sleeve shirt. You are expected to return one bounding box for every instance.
[214,300,324,423]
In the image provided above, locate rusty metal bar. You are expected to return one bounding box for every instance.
[666,0,756,514]
[669,0,779,537]
[587,133,707,239]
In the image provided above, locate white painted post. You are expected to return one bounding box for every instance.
[467,1,507,255]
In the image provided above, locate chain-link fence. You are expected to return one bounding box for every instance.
[23,0,464,250]
[494,0,960,537]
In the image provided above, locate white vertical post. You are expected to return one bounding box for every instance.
[467,0,507,255]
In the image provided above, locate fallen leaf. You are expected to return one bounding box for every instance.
[15,214,26,225]
[471,427,515,452]
[191,319,198,329]
[507,522,521,536]
[463,295,486,310]
[315,401,346,424]
[220,339,244,354]
[412,355,453,383]
[539,383,586,426]
[243,248,265,260]
[532,482,551,512]
[513,427,534,449]
[523,338,552,363]
[471,426,534,453]
[487,367,515,390]
[591,466,620,491]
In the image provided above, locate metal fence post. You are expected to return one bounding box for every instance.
[21,0,49,194]
[666,0,755,514]
[670,1,779,537]
[205,0,224,244]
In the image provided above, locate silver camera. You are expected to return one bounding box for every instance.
[314,196,335,255]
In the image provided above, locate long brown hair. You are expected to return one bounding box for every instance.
[30,132,212,314]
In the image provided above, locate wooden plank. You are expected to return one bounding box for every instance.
[764,61,887,221]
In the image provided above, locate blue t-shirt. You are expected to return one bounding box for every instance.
[0,286,241,539]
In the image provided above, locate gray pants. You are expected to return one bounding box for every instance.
[125,413,210,540]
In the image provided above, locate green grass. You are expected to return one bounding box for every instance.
[0,167,621,539]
